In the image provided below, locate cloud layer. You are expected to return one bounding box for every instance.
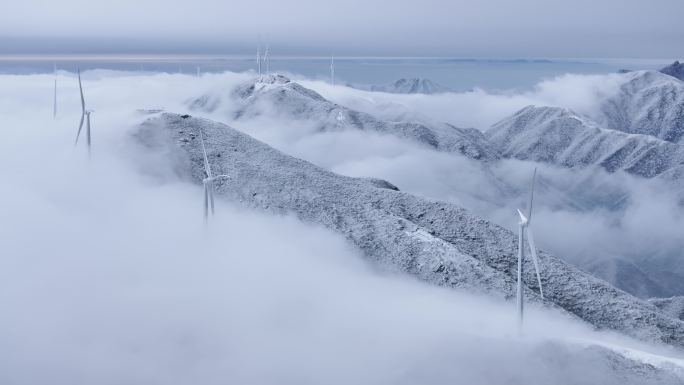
[1,70,684,384]
[2,0,684,57]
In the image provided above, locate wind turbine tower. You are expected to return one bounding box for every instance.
[257,39,262,75]
[516,168,544,332]
[74,69,93,157]
[198,130,230,224]
[330,55,335,86]
[264,44,270,74]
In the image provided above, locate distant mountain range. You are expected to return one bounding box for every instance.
[368,78,452,94]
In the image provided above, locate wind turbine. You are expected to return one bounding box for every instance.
[264,43,270,74]
[330,55,335,85]
[257,38,262,75]
[199,130,230,224]
[516,168,544,330]
[74,69,93,156]
[196,65,201,77]
[53,63,58,118]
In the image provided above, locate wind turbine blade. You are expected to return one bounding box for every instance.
[203,183,209,223]
[516,209,527,223]
[525,227,544,299]
[527,167,537,224]
[257,38,261,75]
[330,55,335,85]
[209,181,215,216]
[74,113,85,145]
[517,223,524,327]
[78,69,85,113]
[265,44,270,73]
[86,113,91,149]
[199,130,212,178]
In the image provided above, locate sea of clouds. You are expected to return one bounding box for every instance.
[1,69,683,384]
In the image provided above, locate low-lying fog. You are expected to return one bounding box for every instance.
[1,70,683,384]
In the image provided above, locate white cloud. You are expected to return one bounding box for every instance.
[0,70,682,384]
[2,0,683,57]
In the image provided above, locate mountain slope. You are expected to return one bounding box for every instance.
[650,297,684,321]
[486,105,684,179]
[585,257,670,299]
[596,71,684,143]
[369,78,452,94]
[136,112,684,349]
[190,74,498,161]
[661,61,684,81]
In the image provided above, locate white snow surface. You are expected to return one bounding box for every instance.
[594,71,684,143]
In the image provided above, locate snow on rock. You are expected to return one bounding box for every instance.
[661,61,684,82]
[596,71,684,143]
[486,105,684,179]
[136,112,684,349]
[189,74,499,162]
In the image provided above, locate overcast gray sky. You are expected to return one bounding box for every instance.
[1,0,682,57]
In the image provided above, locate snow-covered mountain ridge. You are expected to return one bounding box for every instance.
[487,105,684,179]
[136,112,684,350]
[596,71,684,143]
[190,75,499,161]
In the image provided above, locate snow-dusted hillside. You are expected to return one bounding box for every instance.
[369,78,452,94]
[486,105,684,179]
[596,71,684,143]
[137,112,684,349]
[190,74,498,161]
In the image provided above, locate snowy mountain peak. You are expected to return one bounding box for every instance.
[256,73,291,85]
[232,74,328,102]
[189,77,499,161]
[660,60,684,81]
[596,70,684,143]
[487,104,684,179]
